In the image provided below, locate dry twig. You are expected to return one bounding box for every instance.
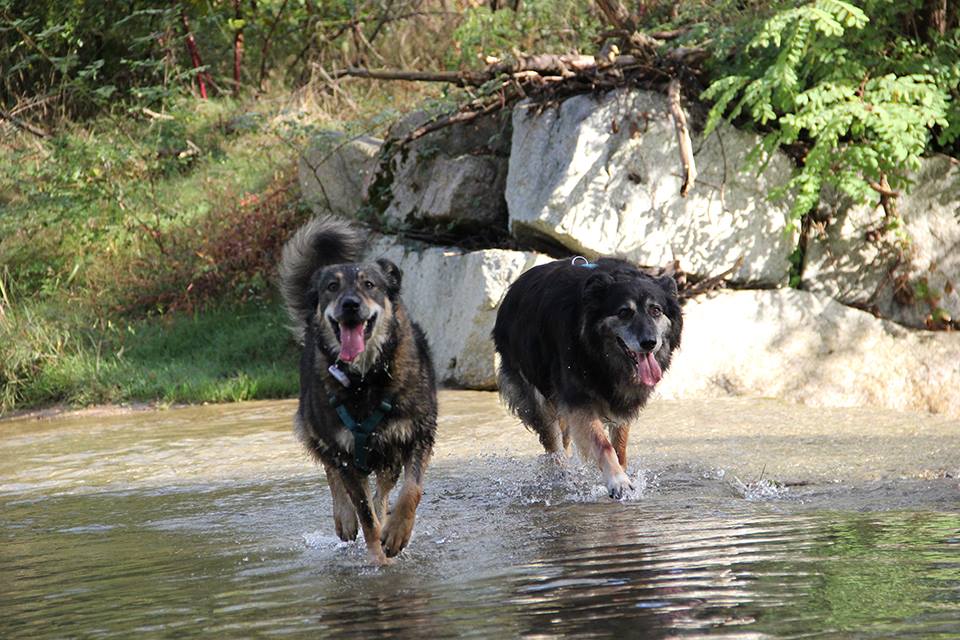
[667,78,697,197]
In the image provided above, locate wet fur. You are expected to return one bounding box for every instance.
[493,258,682,498]
[280,216,437,565]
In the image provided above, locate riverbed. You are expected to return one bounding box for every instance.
[2,392,958,637]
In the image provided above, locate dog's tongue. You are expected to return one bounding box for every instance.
[636,352,662,386]
[338,324,366,362]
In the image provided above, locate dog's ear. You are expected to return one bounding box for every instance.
[584,271,615,299]
[376,258,402,295]
[657,274,678,298]
[655,274,682,349]
[666,298,682,350]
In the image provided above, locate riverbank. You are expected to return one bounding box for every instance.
[0,302,299,418]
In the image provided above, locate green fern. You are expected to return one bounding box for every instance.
[702,0,951,223]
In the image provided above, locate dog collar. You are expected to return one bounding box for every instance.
[571,255,597,268]
[328,393,393,474]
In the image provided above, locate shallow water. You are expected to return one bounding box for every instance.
[2,392,959,638]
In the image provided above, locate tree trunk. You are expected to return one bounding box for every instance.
[915,0,950,40]
[179,7,208,99]
[925,0,948,36]
[488,0,522,9]
[257,0,290,91]
[232,0,244,97]
[595,0,636,32]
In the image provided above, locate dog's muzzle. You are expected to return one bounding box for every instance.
[329,306,377,363]
[616,337,662,387]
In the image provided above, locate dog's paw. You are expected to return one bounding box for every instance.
[333,507,358,542]
[380,512,416,557]
[606,472,635,500]
[368,549,395,567]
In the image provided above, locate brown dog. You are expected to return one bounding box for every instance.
[280,217,437,565]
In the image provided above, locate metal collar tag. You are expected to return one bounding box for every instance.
[328,364,351,387]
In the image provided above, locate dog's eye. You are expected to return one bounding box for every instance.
[649,304,663,318]
[364,280,375,290]
[617,307,634,320]
[326,281,339,292]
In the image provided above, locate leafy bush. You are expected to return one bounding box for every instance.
[88,169,311,314]
[450,1,602,69]
[0,1,184,118]
[1,0,464,122]
[702,0,958,223]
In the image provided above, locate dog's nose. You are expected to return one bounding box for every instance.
[639,338,657,352]
[341,296,361,312]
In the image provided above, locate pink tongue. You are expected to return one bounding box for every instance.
[338,324,366,362]
[636,353,662,386]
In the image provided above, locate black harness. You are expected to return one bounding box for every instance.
[328,392,393,474]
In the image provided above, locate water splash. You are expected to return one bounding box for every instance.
[729,475,790,501]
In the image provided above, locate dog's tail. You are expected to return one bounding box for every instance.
[279,216,364,339]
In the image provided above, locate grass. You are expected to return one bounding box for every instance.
[0,302,299,413]
[0,99,297,297]
[0,96,325,414]
[114,304,299,404]
[0,79,450,414]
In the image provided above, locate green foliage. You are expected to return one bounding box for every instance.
[0,0,184,117]
[0,98,297,303]
[450,1,601,69]
[0,302,298,413]
[85,166,310,315]
[702,0,957,223]
[1,0,465,120]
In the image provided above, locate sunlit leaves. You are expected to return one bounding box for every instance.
[702,0,953,222]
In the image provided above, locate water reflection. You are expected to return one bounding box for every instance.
[1,394,959,638]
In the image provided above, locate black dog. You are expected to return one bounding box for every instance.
[280,217,437,565]
[493,257,682,498]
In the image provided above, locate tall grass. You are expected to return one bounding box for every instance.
[0,302,299,414]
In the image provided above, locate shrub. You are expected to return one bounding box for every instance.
[87,168,310,315]
[702,0,958,224]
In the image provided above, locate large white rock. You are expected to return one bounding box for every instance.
[802,154,960,329]
[506,88,798,285]
[299,132,381,216]
[657,289,960,417]
[383,153,507,228]
[379,110,510,230]
[366,237,550,388]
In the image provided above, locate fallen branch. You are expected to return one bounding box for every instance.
[396,96,507,147]
[335,54,641,88]
[679,255,745,300]
[667,78,697,197]
[867,175,899,198]
[334,67,480,85]
[0,107,50,138]
[142,107,174,121]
